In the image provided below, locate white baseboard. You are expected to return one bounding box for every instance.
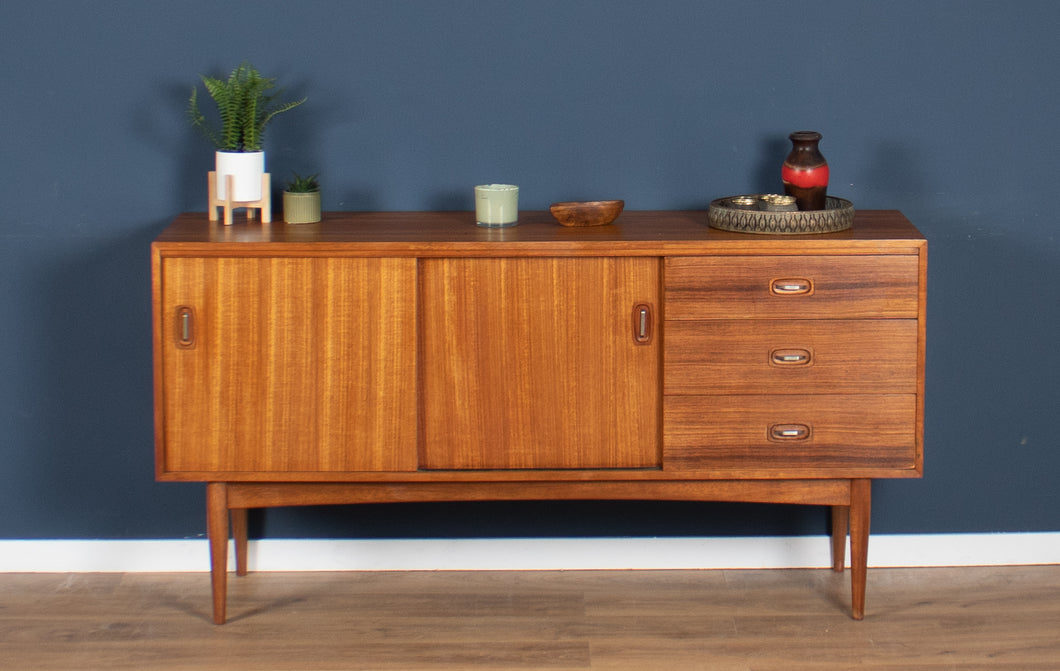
[0,533,1056,573]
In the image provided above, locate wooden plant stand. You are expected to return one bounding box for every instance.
[208,172,271,226]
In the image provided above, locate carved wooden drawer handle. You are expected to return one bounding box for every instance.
[771,278,812,296]
[770,424,811,441]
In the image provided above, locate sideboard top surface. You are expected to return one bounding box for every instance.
[154,210,924,256]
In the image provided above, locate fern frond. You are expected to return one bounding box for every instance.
[202,73,241,150]
[187,87,223,149]
[240,68,271,151]
[187,61,305,152]
[260,97,307,131]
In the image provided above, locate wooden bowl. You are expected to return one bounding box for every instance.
[549,200,624,227]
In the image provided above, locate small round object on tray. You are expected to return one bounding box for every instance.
[549,200,624,227]
[708,195,854,234]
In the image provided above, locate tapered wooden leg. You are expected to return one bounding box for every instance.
[232,508,249,576]
[831,504,849,572]
[206,483,229,625]
[848,479,872,620]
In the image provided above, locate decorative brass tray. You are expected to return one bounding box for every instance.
[708,195,854,234]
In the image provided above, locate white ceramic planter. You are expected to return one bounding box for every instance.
[215,150,265,201]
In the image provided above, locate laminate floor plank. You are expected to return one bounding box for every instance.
[0,566,1057,670]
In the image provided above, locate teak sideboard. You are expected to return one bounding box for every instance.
[151,210,926,624]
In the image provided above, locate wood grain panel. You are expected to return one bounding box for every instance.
[665,319,918,395]
[420,257,660,469]
[159,257,417,474]
[664,394,917,471]
[665,255,920,319]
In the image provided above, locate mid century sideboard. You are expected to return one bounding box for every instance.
[151,210,926,624]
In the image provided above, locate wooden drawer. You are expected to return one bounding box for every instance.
[664,394,917,471]
[665,255,919,320]
[665,319,917,395]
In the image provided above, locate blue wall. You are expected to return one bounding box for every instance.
[1,1,1057,540]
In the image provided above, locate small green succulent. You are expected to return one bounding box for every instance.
[284,172,320,193]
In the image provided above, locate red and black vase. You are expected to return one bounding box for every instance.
[781,131,829,210]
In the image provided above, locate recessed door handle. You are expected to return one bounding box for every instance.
[176,306,195,349]
[632,303,653,345]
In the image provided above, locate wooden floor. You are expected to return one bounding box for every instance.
[1,566,1057,670]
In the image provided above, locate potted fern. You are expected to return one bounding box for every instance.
[188,61,305,202]
[283,172,321,224]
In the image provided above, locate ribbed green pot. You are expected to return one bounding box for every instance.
[283,191,321,224]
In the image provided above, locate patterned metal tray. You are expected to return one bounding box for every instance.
[708,195,854,234]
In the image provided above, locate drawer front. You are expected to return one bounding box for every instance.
[665,255,920,320]
[664,394,917,470]
[665,319,918,395]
